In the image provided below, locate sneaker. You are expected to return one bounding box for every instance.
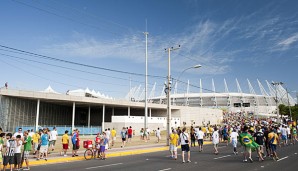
[187,160,191,163]
[64,155,67,157]
[23,168,30,171]
[36,158,40,161]
[182,161,185,163]
[275,157,279,161]
[75,154,79,156]
[243,159,247,162]
[45,158,47,161]
[72,155,75,157]
[248,157,253,163]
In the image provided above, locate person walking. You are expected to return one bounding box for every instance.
[230,128,239,155]
[120,127,127,148]
[111,128,116,148]
[268,128,280,161]
[127,126,133,143]
[180,127,191,163]
[50,127,58,152]
[196,127,205,152]
[190,128,196,147]
[71,129,79,157]
[212,127,219,155]
[169,130,179,160]
[37,129,49,161]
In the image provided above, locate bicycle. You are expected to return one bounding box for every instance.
[84,146,102,160]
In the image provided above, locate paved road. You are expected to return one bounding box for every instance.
[30,143,298,171]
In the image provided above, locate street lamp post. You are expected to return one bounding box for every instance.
[164,45,201,145]
[272,82,283,123]
[144,31,149,130]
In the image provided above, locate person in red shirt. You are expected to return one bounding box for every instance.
[127,126,133,143]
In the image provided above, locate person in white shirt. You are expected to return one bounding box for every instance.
[286,126,291,144]
[212,127,219,155]
[14,135,23,170]
[230,128,239,155]
[50,127,58,151]
[196,127,205,152]
[280,125,288,146]
[105,128,111,149]
[13,128,24,139]
[156,128,161,143]
[180,127,191,163]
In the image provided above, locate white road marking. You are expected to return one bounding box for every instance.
[277,156,288,162]
[261,166,264,168]
[85,163,123,170]
[294,153,297,155]
[158,168,171,171]
[214,155,231,160]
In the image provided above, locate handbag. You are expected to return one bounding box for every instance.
[183,133,189,143]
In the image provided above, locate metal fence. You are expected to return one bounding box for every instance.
[15,125,102,135]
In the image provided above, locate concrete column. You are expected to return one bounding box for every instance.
[88,105,91,128]
[35,99,40,131]
[71,102,75,132]
[112,107,114,116]
[102,105,105,132]
[149,108,152,118]
[128,107,130,117]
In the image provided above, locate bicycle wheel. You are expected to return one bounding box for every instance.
[84,149,93,160]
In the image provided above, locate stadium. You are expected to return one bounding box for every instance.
[129,79,296,116]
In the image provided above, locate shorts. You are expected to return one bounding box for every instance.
[63,144,68,150]
[181,144,190,152]
[40,145,48,153]
[282,135,287,140]
[72,144,78,150]
[213,143,218,148]
[122,138,126,142]
[223,135,228,140]
[128,135,132,138]
[112,137,116,141]
[14,153,22,165]
[49,140,56,146]
[270,144,277,152]
[257,145,264,152]
[198,139,203,145]
[33,142,39,151]
[231,139,237,148]
[169,144,177,152]
[100,146,105,153]
[288,134,292,140]
[3,156,14,166]
[23,151,30,160]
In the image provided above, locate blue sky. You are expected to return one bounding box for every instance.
[0,0,297,99]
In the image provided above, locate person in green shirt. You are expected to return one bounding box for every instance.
[22,131,32,170]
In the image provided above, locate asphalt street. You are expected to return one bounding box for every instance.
[30,143,298,171]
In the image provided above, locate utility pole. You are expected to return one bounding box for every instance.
[285,87,292,121]
[144,30,149,130]
[165,45,180,146]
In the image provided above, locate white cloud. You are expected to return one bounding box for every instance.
[277,33,298,47]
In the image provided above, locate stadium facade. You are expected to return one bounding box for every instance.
[128,79,296,116]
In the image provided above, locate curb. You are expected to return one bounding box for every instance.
[27,141,212,166]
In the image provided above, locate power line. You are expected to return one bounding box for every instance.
[0,44,166,79]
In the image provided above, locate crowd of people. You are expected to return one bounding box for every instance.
[168,112,298,164]
[1,113,297,170]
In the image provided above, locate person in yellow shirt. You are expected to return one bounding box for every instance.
[169,130,179,160]
[111,128,117,147]
[32,131,40,156]
[268,128,280,161]
[61,130,69,156]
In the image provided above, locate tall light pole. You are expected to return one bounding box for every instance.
[144,31,149,130]
[272,82,283,123]
[285,87,292,121]
[175,65,202,92]
[165,45,180,146]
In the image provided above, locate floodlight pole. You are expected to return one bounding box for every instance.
[272,82,283,123]
[144,31,149,130]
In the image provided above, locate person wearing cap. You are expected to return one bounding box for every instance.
[169,129,179,160]
[253,127,265,161]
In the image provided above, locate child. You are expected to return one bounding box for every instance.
[14,135,22,170]
[61,130,69,157]
[99,132,108,160]
[3,133,15,171]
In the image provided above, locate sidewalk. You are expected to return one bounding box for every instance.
[28,141,212,166]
